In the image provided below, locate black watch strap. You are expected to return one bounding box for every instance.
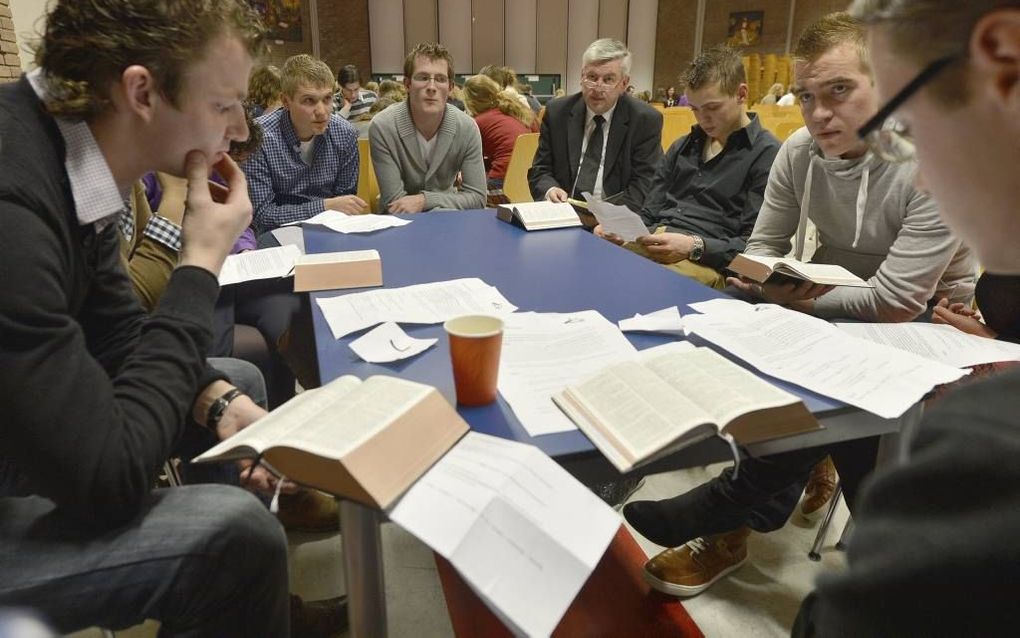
[206,388,243,430]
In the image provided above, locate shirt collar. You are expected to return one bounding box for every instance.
[27,69,128,228]
[685,111,762,151]
[585,103,617,128]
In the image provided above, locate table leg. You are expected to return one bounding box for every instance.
[340,499,388,638]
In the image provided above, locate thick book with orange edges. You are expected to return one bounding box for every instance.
[728,253,874,288]
[194,375,468,509]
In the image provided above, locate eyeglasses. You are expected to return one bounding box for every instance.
[581,74,621,90]
[857,53,959,163]
[411,73,449,86]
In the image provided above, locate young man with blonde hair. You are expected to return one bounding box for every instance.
[369,42,486,212]
[596,45,781,288]
[529,38,663,217]
[792,1,1020,634]
[245,53,366,234]
[0,1,295,634]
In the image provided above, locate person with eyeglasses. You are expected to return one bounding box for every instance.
[528,38,663,223]
[369,42,486,213]
[790,1,1020,635]
[623,12,977,601]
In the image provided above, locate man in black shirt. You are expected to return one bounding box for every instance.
[596,46,780,288]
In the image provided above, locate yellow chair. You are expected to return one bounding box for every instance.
[660,108,697,151]
[773,120,804,142]
[502,132,540,203]
[357,137,379,213]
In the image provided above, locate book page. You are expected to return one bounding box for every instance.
[836,322,1020,368]
[194,375,362,462]
[510,201,579,226]
[568,360,713,460]
[297,249,379,264]
[218,244,302,286]
[388,432,619,638]
[584,197,651,242]
[642,347,801,426]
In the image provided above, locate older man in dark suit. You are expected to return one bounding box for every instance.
[528,38,663,222]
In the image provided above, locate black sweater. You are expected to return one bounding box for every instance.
[0,77,224,527]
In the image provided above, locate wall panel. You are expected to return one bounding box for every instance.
[439,0,473,75]
[597,0,629,44]
[370,0,406,73]
[404,0,438,54]
[626,0,657,94]
[565,0,599,93]
[505,0,538,74]
[536,0,568,87]
[471,0,505,71]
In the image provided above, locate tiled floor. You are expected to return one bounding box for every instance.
[68,461,848,638]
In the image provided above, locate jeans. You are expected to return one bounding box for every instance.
[0,485,289,637]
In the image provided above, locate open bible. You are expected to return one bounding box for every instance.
[552,345,819,472]
[728,253,874,288]
[496,201,582,230]
[194,375,468,509]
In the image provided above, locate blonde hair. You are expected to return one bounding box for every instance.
[248,65,282,111]
[463,74,533,126]
[794,12,871,75]
[378,79,406,101]
[281,54,335,97]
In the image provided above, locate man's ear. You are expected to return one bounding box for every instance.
[281,92,293,110]
[970,9,1020,109]
[735,83,749,104]
[120,65,157,122]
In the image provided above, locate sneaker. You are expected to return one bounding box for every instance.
[800,456,838,520]
[277,488,340,533]
[290,594,348,637]
[643,526,750,597]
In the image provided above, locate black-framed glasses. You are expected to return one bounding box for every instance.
[858,53,960,162]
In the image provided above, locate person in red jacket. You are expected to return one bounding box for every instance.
[463,74,536,189]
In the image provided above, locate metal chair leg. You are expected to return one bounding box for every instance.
[836,516,854,551]
[808,483,842,561]
[163,459,183,487]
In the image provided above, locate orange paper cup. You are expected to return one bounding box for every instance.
[444,315,504,406]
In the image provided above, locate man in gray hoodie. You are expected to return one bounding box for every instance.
[623,11,977,600]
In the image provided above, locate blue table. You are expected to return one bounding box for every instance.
[305,210,905,636]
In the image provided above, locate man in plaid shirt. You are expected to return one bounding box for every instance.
[244,54,367,235]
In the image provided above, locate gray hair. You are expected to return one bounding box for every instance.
[581,38,632,76]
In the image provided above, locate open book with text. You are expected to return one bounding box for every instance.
[194,375,468,509]
[496,201,582,230]
[553,345,819,472]
[728,253,874,288]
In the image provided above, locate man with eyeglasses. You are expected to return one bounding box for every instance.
[369,42,486,213]
[623,12,977,601]
[528,38,663,221]
[790,1,1020,635]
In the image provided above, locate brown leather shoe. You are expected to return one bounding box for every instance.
[800,456,838,519]
[290,594,348,638]
[643,526,750,597]
[276,488,340,533]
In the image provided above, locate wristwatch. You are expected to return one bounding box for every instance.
[688,235,705,262]
[206,387,243,430]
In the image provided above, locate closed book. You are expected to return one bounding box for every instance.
[293,249,383,292]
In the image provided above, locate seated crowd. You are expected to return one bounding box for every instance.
[1,0,1017,636]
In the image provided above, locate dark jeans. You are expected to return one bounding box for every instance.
[0,485,289,637]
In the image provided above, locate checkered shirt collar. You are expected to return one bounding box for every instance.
[27,69,129,228]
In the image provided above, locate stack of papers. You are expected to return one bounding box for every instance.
[315,277,518,339]
[286,210,412,234]
[683,304,967,418]
[498,311,637,436]
[219,244,302,286]
[836,322,1020,368]
[389,432,620,637]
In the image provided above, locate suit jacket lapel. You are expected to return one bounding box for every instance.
[567,97,587,184]
[603,97,630,186]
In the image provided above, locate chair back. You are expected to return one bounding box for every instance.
[357,137,380,213]
[773,120,803,142]
[502,133,540,203]
[660,108,697,151]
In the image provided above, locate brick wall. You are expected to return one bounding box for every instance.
[653,0,699,98]
[318,0,371,80]
[0,0,21,84]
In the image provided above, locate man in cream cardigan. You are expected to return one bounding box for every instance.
[369,42,486,213]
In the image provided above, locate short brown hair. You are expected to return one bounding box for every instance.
[793,12,871,75]
[281,54,335,97]
[35,0,266,121]
[248,65,282,111]
[403,43,455,84]
[849,0,1018,105]
[680,45,746,95]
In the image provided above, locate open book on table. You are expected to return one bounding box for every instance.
[194,375,468,509]
[728,253,874,288]
[496,201,582,231]
[552,345,819,472]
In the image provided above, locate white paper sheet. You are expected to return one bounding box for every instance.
[618,306,684,336]
[583,196,651,242]
[269,225,307,253]
[836,322,1020,368]
[348,322,437,363]
[687,298,757,316]
[683,304,967,418]
[388,432,620,638]
[315,277,518,339]
[218,244,302,286]
[286,210,411,234]
[498,311,637,436]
